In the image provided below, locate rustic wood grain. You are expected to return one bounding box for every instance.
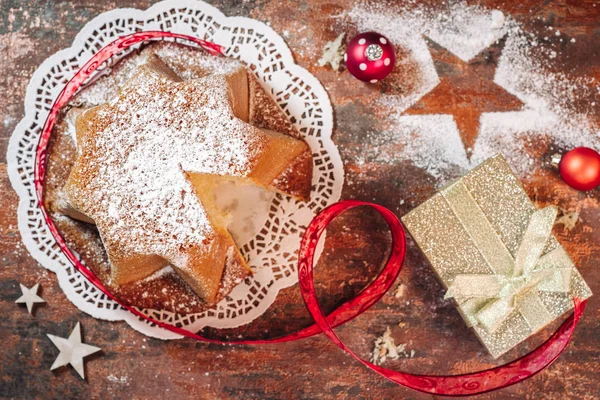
[1,1,599,399]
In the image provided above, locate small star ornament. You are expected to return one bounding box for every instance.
[15,282,45,314]
[48,322,101,379]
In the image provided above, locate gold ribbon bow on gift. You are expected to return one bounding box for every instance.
[442,182,573,334]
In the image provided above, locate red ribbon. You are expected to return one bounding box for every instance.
[33,31,586,396]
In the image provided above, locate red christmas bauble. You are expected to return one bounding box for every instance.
[345,32,395,83]
[559,147,600,191]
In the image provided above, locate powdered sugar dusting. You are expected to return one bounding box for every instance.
[140,266,175,283]
[66,64,265,267]
[146,42,243,79]
[344,2,599,182]
[419,4,509,62]
[62,108,79,144]
[71,42,244,109]
[71,52,152,107]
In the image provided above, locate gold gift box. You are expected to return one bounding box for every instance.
[402,155,592,358]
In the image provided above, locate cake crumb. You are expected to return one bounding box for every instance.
[555,209,580,231]
[393,283,406,299]
[490,10,505,29]
[318,33,346,71]
[371,327,411,365]
[107,374,129,384]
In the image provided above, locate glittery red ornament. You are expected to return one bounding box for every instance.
[344,32,395,83]
[557,147,600,191]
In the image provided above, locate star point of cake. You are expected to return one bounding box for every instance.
[63,53,311,303]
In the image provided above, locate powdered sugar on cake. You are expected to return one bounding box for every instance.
[140,266,175,283]
[67,68,265,265]
[147,42,243,79]
[344,3,599,182]
[71,42,244,109]
[71,51,152,108]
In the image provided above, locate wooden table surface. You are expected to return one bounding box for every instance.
[1,1,599,399]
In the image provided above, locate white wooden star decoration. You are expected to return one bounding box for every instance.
[47,322,101,379]
[15,282,45,314]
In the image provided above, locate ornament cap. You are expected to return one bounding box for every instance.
[550,153,562,168]
[365,44,384,61]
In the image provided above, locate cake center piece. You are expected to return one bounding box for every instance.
[63,54,310,303]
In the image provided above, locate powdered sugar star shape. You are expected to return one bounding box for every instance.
[347,3,600,180]
[405,37,524,155]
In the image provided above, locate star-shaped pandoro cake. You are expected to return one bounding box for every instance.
[62,52,312,304]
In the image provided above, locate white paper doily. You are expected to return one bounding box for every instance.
[7,0,343,339]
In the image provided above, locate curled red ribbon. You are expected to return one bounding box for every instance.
[34,31,586,396]
[297,201,586,396]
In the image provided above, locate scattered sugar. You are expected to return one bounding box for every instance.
[343,3,599,183]
[139,266,175,283]
[71,51,150,107]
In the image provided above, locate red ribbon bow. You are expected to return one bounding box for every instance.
[34,31,586,396]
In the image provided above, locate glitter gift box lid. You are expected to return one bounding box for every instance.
[401,155,592,358]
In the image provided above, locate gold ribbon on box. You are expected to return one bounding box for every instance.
[441,181,573,334]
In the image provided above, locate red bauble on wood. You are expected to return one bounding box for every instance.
[345,32,395,83]
[558,147,600,191]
